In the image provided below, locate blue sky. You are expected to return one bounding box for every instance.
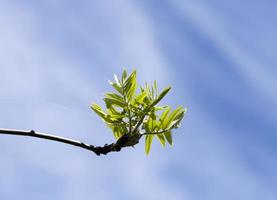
[0,1,276,199]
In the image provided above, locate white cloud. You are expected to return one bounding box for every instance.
[0,1,182,200]
[170,0,277,101]
[1,1,276,200]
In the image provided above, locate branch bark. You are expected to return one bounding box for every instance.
[0,128,141,156]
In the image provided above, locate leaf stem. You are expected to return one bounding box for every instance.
[142,130,169,136]
[133,102,155,134]
[127,104,132,134]
[122,81,132,134]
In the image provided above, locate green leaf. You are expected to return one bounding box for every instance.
[108,112,126,119]
[105,93,125,107]
[151,85,155,99]
[159,107,171,129]
[152,86,171,107]
[91,104,121,124]
[108,80,122,94]
[127,82,137,101]
[154,105,168,111]
[107,106,123,115]
[113,127,120,139]
[91,69,186,154]
[112,126,127,139]
[122,69,127,83]
[132,91,147,104]
[147,117,154,131]
[145,135,154,155]
[164,131,173,145]
[123,70,137,101]
[138,86,171,123]
[143,95,151,106]
[114,74,121,86]
[154,80,157,94]
[168,108,186,129]
[106,93,124,101]
[163,106,184,130]
[156,133,166,147]
[90,104,107,119]
[104,92,126,108]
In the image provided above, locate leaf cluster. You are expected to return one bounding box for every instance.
[91,69,186,154]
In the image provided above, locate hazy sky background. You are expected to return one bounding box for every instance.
[0,1,276,200]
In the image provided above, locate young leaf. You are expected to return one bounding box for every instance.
[108,80,122,95]
[151,85,155,100]
[163,106,184,130]
[168,109,186,129]
[108,112,126,119]
[105,93,126,107]
[112,126,127,139]
[104,93,126,108]
[107,106,126,121]
[123,70,137,101]
[147,117,154,131]
[154,80,157,95]
[164,131,173,145]
[145,135,154,155]
[156,133,166,147]
[90,104,107,119]
[154,105,169,111]
[152,86,171,107]
[114,74,121,86]
[127,82,137,101]
[159,107,171,129]
[91,104,121,124]
[132,91,147,105]
[122,69,128,83]
[91,69,186,155]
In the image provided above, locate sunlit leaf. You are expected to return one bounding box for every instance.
[90,104,107,119]
[104,93,126,108]
[154,80,157,95]
[114,74,121,86]
[108,80,122,94]
[145,135,153,155]
[163,106,184,130]
[132,91,147,104]
[91,104,121,124]
[148,117,154,131]
[151,85,155,99]
[160,107,171,129]
[107,106,123,116]
[91,69,186,154]
[152,86,171,107]
[156,133,166,147]
[122,69,127,83]
[168,109,186,129]
[154,105,168,111]
[112,126,127,139]
[105,93,125,107]
[106,92,124,101]
[164,131,173,145]
[123,70,137,101]
[127,81,137,101]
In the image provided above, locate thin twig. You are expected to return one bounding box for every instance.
[0,128,140,156]
[132,95,163,133]
[142,130,169,136]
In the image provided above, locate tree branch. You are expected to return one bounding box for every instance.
[0,128,140,156]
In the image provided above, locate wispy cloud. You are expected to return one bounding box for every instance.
[0,1,276,200]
